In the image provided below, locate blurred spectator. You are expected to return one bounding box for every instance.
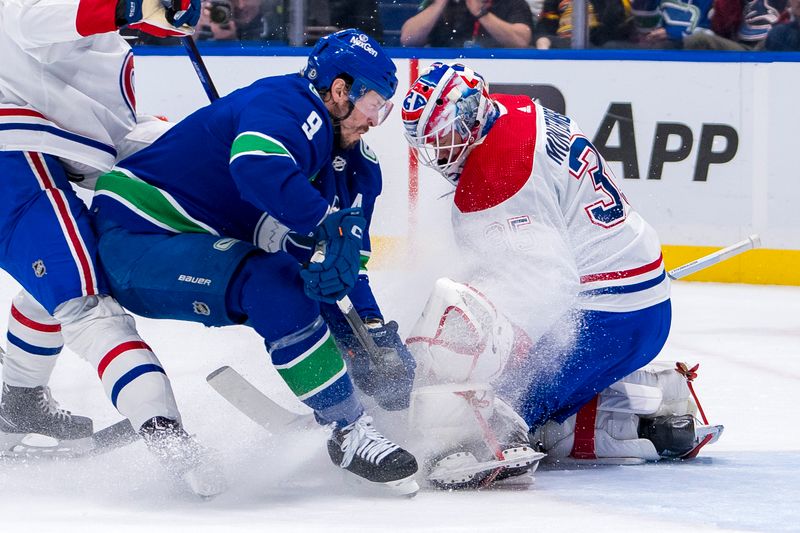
[628,0,713,48]
[195,0,286,41]
[533,0,632,48]
[683,0,788,49]
[306,0,384,43]
[765,0,800,49]
[400,0,535,48]
[330,0,384,41]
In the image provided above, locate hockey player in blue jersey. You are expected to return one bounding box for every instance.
[90,29,419,494]
[271,138,417,413]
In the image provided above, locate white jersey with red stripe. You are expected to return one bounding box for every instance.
[452,95,669,313]
[0,0,137,171]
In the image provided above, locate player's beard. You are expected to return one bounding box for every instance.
[338,124,368,149]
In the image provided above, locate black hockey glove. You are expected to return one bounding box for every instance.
[300,208,366,304]
[347,320,416,411]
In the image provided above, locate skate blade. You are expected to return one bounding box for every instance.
[681,423,724,459]
[342,471,420,498]
[0,431,95,459]
[386,475,420,498]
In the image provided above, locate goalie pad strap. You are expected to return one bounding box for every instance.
[570,395,599,459]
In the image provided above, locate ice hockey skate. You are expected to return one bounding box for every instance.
[0,383,95,458]
[639,414,724,459]
[328,415,419,496]
[139,416,227,498]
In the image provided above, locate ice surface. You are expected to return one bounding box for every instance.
[1,270,798,532]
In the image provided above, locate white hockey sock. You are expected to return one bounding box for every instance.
[2,290,62,388]
[54,295,180,430]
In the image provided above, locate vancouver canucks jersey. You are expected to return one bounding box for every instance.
[92,74,334,240]
[257,140,385,320]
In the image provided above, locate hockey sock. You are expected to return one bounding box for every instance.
[54,295,180,430]
[269,316,363,427]
[2,291,62,388]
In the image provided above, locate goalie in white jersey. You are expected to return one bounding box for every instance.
[0,0,224,497]
[400,62,721,469]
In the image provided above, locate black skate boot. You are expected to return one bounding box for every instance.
[638,414,697,458]
[0,383,93,442]
[328,415,419,495]
[139,416,227,498]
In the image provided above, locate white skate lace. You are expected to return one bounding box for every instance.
[36,386,72,422]
[339,416,399,469]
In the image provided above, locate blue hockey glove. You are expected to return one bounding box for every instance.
[348,320,416,411]
[300,208,366,304]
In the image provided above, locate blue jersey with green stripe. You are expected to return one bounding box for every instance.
[91,74,333,241]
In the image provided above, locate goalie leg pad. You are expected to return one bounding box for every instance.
[406,278,518,384]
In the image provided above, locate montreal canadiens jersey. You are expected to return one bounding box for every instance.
[453,94,669,313]
[0,0,138,171]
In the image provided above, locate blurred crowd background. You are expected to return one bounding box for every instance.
[124,0,800,51]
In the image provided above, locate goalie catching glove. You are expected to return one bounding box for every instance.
[116,0,201,37]
[300,208,366,304]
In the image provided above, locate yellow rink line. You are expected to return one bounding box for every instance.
[370,237,799,286]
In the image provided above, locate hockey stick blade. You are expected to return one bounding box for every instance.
[206,366,313,430]
[668,234,761,280]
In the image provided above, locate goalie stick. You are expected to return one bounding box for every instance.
[668,234,761,280]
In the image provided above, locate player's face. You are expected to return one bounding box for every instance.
[338,106,371,149]
[339,90,393,149]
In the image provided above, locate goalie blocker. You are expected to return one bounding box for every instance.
[406,278,723,465]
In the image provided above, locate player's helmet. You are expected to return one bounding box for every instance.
[304,29,398,125]
[402,62,492,185]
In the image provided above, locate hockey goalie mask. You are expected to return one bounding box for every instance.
[402,63,492,185]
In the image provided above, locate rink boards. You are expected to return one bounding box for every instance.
[133,47,800,285]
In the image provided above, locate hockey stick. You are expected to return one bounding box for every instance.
[667,234,761,280]
[206,366,313,429]
[182,37,220,102]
